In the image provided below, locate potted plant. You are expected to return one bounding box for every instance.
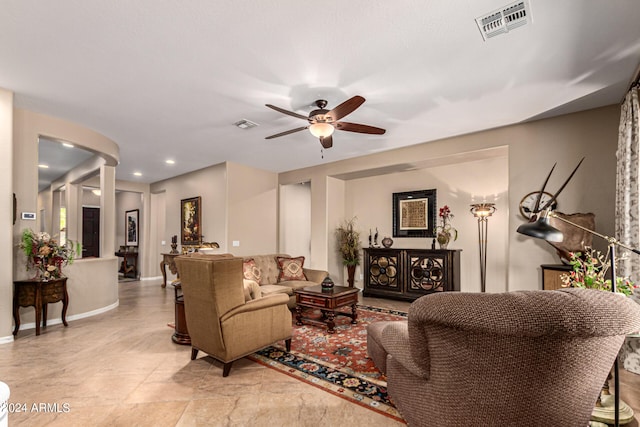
[19,229,80,280]
[435,205,458,249]
[336,217,361,287]
[560,248,637,295]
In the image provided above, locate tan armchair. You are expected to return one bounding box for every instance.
[175,254,292,377]
[368,288,640,427]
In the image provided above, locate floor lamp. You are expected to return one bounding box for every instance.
[517,208,640,427]
[470,203,496,292]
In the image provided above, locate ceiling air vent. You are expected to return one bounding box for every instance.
[233,119,258,129]
[476,0,530,41]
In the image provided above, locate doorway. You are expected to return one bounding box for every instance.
[82,207,100,258]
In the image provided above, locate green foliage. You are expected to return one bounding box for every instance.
[336,217,361,266]
[19,229,80,279]
[560,248,637,296]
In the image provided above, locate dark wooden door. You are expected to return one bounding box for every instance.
[82,207,100,258]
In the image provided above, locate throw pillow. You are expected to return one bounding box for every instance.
[276,256,307,282]
[243,258,262,283]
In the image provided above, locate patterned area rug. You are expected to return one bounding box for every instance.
[247,305,408,423]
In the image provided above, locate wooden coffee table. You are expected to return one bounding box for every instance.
[294,284,359,334]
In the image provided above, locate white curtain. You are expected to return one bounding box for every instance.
[616,85,640,374]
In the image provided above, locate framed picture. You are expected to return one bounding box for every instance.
[181,196,202,246]
[125,209,139,246]
[392,189,437,238]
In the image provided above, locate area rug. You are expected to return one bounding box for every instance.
[247,305,408,423]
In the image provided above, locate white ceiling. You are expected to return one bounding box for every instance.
[2,1,640,184]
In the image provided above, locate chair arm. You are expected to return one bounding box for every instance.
[220,293,290,322]
[382,321,430,379]
[303,268,328,284]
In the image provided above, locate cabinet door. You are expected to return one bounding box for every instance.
[406,251,448,297]
[366,250,402,294]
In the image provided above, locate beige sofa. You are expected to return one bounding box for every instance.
[242,254,328,308]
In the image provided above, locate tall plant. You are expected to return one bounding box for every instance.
[336,217,361,266]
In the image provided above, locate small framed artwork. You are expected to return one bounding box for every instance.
[181,196,202,246]
[125,209,139,246]
[392,189,437,238]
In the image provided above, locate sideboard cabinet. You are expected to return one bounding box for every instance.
[363,248,461,301]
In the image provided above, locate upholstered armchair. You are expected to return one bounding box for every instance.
[368,288,640,427]
[175,254,292,377]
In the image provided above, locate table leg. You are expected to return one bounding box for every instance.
[160,261,167,288]
[42,303,48,328]
[12,295,20,336]
[62,286,69,327]
[326,311,336,334]
[295,306,303,326]
[35,287,42,336]
[351,303,358,324]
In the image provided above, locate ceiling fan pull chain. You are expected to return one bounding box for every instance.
[321,148,324,159]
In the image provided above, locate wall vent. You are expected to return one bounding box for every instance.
[476,0,530,41]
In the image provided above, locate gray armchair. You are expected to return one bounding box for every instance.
[368,288,640,427]
[175,254,292,377]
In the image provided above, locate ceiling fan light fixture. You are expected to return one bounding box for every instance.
[309,123,335,138]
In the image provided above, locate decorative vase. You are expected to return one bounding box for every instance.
[437,231,451,249]
[347,265,356,287]
[322,275,335,290]
[381,236,393,248]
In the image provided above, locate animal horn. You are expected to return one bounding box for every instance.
[539,157,585,212]
[532,162,556,215]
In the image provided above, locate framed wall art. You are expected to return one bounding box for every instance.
[125,209,139,246]
[392,189,436,238]
[181,196,201,246]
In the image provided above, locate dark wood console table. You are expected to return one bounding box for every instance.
[363,248,461,301]
[115,250,138,279]
[160,253,180,288]
[541,264,572,290]
[13,277,69,337]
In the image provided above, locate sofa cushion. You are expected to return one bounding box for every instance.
[276,256,307,282]
[242,258,262,283]
[279,280,313,291]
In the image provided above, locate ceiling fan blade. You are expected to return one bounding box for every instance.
[320,135,333,149]
[265,104,309,121]
[265,126,308,139]
[325,96,366,121]
[335,121,386,135]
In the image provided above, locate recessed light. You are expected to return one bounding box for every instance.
[62,142,74,148]
[38,164,49,169]
[133,172,142,176]
[165,159,175,164]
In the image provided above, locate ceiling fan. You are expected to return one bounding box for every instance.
[265,95,386,149]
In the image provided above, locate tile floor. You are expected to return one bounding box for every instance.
[1,279,638,426]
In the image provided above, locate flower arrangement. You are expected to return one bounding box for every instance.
[19,229,79,280]
[435,205,457,248]
[560,248,638,296]
[336,217,361,266]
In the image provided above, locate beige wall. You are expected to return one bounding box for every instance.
[279,182,311,261]
[0,88,14,342]
[343,154,509,292]
[150,162,227,261]
[8,107,120,341]
[226,162,278,256]
[279,105,619,291]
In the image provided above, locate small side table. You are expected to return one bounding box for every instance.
[13,277,69,337]
[172,281,190,345]
[294,285,359,334]
[161,253,180,288]
[541,264,572,290]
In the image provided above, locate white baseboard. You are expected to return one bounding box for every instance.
[141,275,163,281]
[0,335,14,345]
[10,300,120,335]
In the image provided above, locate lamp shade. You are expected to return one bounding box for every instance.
[309,123,335,138]
[517,215,563,242]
